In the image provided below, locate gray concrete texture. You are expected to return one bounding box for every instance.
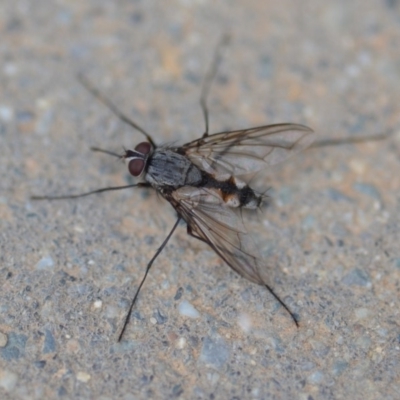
[0,0,399,399]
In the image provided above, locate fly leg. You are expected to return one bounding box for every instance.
[118,216,181,341]
[188,226,299,328]
[310,131,392,147]
[78,74,157,148]
[31,145,151,200]
[200,34,230,138]
[262,283,300,328]
[31,183,150,200]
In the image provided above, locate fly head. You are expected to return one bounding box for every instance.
[124,142,152,177]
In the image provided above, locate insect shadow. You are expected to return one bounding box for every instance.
[32,36,389,341]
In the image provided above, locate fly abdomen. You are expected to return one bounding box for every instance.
[221,185,261,209]
[238,185,262,209]
[203,174,262,209]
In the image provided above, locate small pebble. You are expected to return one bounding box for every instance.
[206,372,220,385]
[0,370,18,392]
[308,371,324,385]
[0,106,13,122]
[35,109,53,135]
[354,307,370,320]
[93,300,102,309]
[35,256,54,270]
[0,331,8,347]
[353,182,381,200]
[342,268,371,287]
[178,300,200,318]
[3,63,17,76]
[43,329,56,353]
[238,313,252,333]
[332,361,348,376]
[176,337,186,349]
[105,306,119,318]
[200,336,230,369]
[302,215,316,230]
[153,309,168,324]
[174,287,183,300]
[1,333,27,361]
[76,372,91,383]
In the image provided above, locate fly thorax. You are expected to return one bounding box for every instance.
[146,149,202,188]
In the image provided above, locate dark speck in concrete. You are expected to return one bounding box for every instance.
[6,18,23,31]
[34,360,47,368]
[43,329,56,353]
[326,188,353,202]
[353,182,381,200]
[144,235,155,245]
[59,271,77,284]
[132,310,145,321]
[184,71,202,85]
[1,332,28,361]
[332,360,349,376]
[141,375,153,385]
[113,264,126,272]
[348,116,368,133]
[258,54,274,79]
[131,11,143,24]
[342,268,371,287]
[58,386,68,396]
[16,110,34,123]
[153,309,168,324]
[172,384,184,397]
[385,0,398,8]
[200,336,230,369]
[276,186,293,205]
[174,287,183,300]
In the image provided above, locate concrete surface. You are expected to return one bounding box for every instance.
[0,1,399,399]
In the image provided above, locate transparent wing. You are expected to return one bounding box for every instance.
[180,123,314,177]
[170,186,269,285]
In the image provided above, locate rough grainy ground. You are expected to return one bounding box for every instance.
[1,1,399,399]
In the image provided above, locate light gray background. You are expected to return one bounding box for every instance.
[1,1,399,399]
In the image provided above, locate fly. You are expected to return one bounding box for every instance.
[32,36,389,341]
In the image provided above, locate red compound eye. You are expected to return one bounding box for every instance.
[128,159,145,176]
[135,142,151,155]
